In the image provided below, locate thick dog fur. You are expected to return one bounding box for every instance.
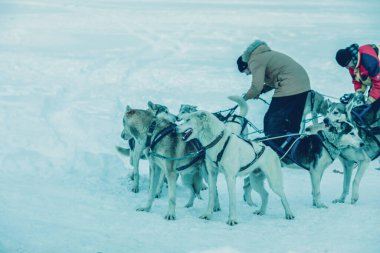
[122,105,214,219]
[176,110,295,225]
[323,98,379,204]
[243,120,365,208]
[300,90,332,133]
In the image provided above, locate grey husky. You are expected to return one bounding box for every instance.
[323,96,379,204]
[120,102,177,193]
[122,104,218,220]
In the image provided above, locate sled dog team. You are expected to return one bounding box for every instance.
[119,91,379,225]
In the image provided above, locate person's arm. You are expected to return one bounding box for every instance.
[244,62,266,100]
[349,67,366,93]
[361,54,380,102]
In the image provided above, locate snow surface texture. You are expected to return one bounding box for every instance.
[0,0,379,253]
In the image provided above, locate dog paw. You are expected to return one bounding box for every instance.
[332,198,345,204]
[131,187,139,193]
[184,203,193,208]
[351,198,358,204]
[315,203,328,209]
[253,210,265,216]
[285,214,295,220]
[226,219,238,226]
[164,214,176,220]
[213,206,221,212]
[199,214,212,220]
[243,195,257,207]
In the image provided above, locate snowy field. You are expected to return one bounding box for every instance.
[0,0,380,252]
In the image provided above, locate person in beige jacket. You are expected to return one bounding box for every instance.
[237,40,311,144]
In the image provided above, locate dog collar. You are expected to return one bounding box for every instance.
[203,130,225,150]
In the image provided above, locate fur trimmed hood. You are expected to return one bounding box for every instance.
[241,40,270,62]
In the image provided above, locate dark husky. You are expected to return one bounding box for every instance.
[243,121,365,208]
[323,96,380,204]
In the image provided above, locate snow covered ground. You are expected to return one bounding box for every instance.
[0,0,380,252]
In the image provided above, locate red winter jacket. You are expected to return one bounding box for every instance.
[348,44,380,102]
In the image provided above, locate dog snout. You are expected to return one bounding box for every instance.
[360,142,365,148]
[323,118,330,125]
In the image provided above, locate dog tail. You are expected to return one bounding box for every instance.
[228,95,248,117]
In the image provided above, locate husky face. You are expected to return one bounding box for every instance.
[176,111,207,142]
[177,104,198,121]
[147,101,177,122]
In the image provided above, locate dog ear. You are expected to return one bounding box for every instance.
[197,111,208,121]
[147,101,156,111]
[126,105,132,112]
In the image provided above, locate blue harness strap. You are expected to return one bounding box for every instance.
[262,134,309,170]
[351,104,372,128]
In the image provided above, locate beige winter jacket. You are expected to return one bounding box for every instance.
[246,44,310,98]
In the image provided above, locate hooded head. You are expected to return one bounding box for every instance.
[236,39,268,73]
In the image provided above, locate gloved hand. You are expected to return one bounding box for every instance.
[340,93,354,104]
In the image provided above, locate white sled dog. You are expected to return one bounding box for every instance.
[176,110,295,225]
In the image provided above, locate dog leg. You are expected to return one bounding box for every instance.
[182,172,197,208]
[155,170,166,198]
[136,164,161,212]
[351,159,370,204]
[265,170,295,220]
[164,167,177,220]
[249,172,268,216]
[224,173,238,226]
[310,170,327,208]
[131,145,144,193]
[333,160,354,204]
[200,161,218,220]
[243,176,256,207]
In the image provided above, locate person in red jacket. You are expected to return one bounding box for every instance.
[335,43,380,104]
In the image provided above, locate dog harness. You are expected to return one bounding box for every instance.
[238,141,265,173]
[146,122,206,172]
[210,133,266,173]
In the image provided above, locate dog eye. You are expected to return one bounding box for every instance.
[333,112,338,115]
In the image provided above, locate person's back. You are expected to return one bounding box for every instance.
[237,40,311,148]
[247,45,310,97]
